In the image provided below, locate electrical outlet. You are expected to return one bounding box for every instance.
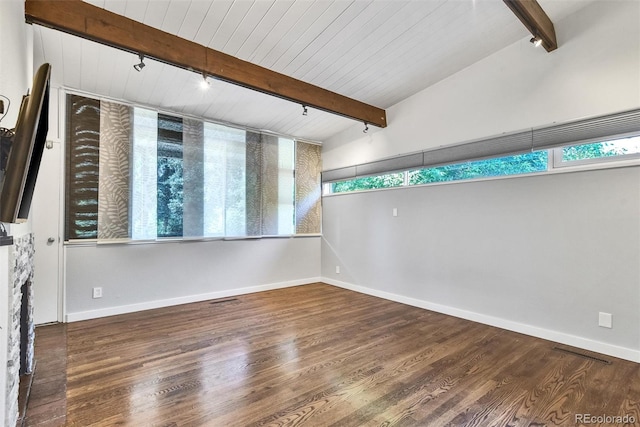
[92,287,103,299]
[336,265,340,274]
[598,312,612,328]
[392,208,398,217]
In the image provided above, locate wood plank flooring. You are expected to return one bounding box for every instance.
[24,283,640,426]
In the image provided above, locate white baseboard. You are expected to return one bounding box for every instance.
[323,277,640,364]
[65,277,322,322]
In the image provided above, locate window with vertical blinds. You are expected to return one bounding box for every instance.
[65,94,322,242]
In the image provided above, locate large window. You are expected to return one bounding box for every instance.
[65,94,322,242]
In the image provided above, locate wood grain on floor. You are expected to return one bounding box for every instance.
[24,283,640,426]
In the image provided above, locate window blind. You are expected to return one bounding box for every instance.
[532,109,640,150]
[97,100,131,240]
[295,142,322,234]
[65,95,99,240]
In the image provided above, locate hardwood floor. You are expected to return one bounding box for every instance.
[24,283,640,426]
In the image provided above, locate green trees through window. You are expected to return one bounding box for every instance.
[157,114,184,238]
[331,173,405,193]
[408,152,547,185]
[331,151,547,193]
[561,137,640,162]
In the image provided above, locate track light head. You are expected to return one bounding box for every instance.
[363,123,369,134]
[133,54,146,72]
[529,36,542,48]
[200,72,210,90]
[302,105,308,116]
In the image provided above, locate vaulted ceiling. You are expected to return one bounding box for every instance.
[33,0,592,142]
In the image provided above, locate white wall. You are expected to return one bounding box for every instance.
[323,0,640,170]
[65,237,321,321]
[321,1,640,362]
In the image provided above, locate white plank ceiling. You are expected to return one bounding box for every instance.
[33,0,592,142]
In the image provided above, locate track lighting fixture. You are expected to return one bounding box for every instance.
[133,54,146,72]
[302,105,308,116]
[529,35,542,48]
[363,122,369,134]
[200,72,210,90]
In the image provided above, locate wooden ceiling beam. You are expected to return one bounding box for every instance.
[503,0,557,52]
[24,0,387,128]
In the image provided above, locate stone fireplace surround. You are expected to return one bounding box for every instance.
[5,234,35,427]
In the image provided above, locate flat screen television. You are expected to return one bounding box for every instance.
[0,63,51,224]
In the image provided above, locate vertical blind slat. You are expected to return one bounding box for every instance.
[183,118,204,238]
[296,142,322,234]
[97,100,131,240]
[65,95,100,240]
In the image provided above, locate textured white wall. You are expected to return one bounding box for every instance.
[323,1,640,170]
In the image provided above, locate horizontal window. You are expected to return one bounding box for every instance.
[408,152,548,185]
[554,135,640,167]
[328,152,548,194]
[331,172,404,193]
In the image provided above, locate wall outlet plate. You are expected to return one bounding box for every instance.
[92,287,103,299]
[598,312,612,328]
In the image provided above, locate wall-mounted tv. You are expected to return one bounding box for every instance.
[0,63,51,224]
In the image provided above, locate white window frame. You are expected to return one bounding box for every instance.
[552,136,640,168]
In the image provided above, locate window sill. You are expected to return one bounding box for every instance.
[64,234,322,247]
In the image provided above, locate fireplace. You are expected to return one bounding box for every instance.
[5,234,35,427]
